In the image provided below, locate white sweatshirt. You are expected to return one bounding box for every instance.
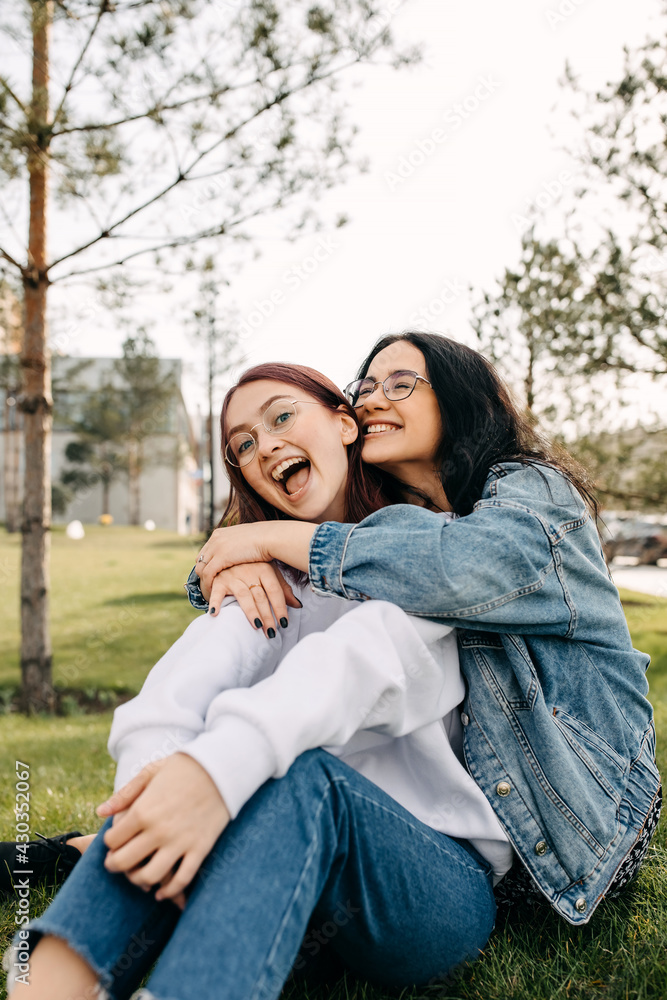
[109,586,513,883]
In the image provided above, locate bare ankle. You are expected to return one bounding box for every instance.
[8,934,102,999]
[65,833,97,855]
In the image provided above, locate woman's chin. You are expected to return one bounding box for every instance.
[288,491,344,525]
[361,443,400,470]
[274,479,329,522]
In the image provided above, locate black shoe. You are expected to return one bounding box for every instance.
[0,831,84,892]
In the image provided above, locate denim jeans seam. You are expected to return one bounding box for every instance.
[333,779,490,878]
[250,780,332,1000]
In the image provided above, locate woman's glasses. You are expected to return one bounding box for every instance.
[225,398,319,468]
[343,370,432,408]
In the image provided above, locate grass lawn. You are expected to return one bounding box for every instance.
[0,524,201,694]
[0,525,665,999]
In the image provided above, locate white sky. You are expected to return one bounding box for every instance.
[49,0,664,412]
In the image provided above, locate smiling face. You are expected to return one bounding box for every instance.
[356,340,448,506]
[224,379,358,523]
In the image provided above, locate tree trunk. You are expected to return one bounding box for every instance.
[128,439,141,525]
[3,396,22,533]
[19,0,54,713]
[102,459,111,516]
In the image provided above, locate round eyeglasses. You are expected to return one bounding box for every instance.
[343,370,432,408]
[225,398,320,468]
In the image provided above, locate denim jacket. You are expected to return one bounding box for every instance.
[307,462,661,925]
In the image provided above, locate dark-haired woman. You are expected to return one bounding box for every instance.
[197,332,661,926]
[6,362,508,1000]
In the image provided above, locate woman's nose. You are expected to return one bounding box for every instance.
[362,383,389,408]
[256,426,284,458]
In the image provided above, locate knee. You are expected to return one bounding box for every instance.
[286,748,343,786]
[276,749,353,813]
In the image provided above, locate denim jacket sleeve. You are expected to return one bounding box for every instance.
[184,565,209,611]
[308,464,603,637]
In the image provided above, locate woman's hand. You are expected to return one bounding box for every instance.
[197,523,272,581]
[204,562,302,637]
[97,753,231,903]
[197,521,317,588]
[97,759,168,819]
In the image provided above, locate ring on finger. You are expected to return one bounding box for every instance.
[248,584,263,591]
[197,555,208,564]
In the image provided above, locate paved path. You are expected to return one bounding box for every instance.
[609,564,667,600]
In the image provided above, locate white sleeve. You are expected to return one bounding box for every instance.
[108,583,353,792]
[181,602,459,818]
[108,599,282,791]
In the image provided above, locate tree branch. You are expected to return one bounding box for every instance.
[52,0,110,128]
[0,246,25,273]
[598,484,665,505]
[50,34,370,137]
[0,76,27,114]
[0,199,28,256]
[51,83,241,136]
[52,207,267,281]
[47,52,363,272]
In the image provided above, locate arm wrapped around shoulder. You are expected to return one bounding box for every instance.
[308,464,616,639]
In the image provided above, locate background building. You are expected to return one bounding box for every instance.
[0,355,221,534]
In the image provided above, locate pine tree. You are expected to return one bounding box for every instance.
[0,0,412,710]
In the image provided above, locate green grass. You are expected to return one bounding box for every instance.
[0,524,200,693]
[0,529,665,999]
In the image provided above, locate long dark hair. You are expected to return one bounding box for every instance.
[357,332,599,517]
[219,363,386,526]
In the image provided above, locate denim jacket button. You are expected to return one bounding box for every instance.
[575,897,587,913]
[496,781,511,796]
[461,712,470,727]
[535,840,548,856]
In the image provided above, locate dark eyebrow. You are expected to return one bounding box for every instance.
[227,394,293,437]
[365,368,419,382]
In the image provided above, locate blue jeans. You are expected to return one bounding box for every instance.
[10,750,496,999]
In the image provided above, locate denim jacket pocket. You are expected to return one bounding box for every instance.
[460,631,538,710]
[553,708,626,806]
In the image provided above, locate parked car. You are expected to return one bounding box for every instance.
[601,518,667,566]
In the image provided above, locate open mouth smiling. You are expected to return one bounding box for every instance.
[271,456,311,496]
